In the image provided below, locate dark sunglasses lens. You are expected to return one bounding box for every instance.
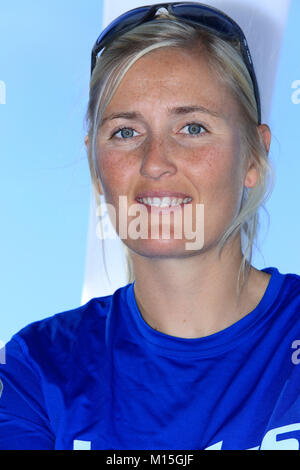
[172,4,237,38]
[96,7,151,49]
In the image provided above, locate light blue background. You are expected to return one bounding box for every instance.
[0,0,299,344]
[0,0,103,343]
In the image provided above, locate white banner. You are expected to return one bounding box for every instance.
[81,0,291,304]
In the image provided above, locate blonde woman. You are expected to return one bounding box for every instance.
[1,2,300,451]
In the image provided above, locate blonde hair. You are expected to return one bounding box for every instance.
[85,15,275,296]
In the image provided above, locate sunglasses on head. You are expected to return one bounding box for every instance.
[91,2,261,125]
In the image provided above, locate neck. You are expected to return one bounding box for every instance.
[131,237,270,339]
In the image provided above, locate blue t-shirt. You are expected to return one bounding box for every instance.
[1,266,300,450]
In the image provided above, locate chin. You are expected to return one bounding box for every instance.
[123,238,202,259]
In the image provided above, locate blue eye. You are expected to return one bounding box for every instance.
[182,123,206,136]
[113,128,137,139]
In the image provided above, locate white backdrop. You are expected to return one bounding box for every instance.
[81,0,291,305]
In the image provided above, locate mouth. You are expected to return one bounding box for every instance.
[135,194,193,211]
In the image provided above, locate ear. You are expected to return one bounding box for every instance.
[258,124,272,155]
[84,135,104,196]
[244,124,271,189]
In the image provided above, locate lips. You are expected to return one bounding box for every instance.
[135,190,193,200]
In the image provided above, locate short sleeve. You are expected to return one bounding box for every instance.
[0,337,55,450]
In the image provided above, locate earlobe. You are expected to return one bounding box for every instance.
[244,164,258,189]
[84,136,89,148]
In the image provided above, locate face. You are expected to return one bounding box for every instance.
[94,47,259,258]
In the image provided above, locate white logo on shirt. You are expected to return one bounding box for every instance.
[72,423,300,450]
[73,440,91,450]
[205,423,300,450]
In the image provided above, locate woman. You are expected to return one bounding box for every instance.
[1,2,300,451]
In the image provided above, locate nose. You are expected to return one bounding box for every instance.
[140,134,177,180]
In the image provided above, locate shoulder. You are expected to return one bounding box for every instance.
[267,267,300,328]
[263,267,300,302]
[11,284,131,369]
[280,270,300,301]
[16,296,110,344]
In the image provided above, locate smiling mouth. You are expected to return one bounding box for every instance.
[136,196,193,209]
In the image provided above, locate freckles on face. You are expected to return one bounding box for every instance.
[186,127,242,188]
[202,137,245,231]
[97,145,138,203]
[97,47,244,222]
[178,116,244,239]
[92,47,250,257]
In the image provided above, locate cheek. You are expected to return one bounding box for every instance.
[188,143,234,181]
[97,148,137,201]
[189,143,244,242]
[189,143,243,204]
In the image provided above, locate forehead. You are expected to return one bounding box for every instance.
[106,47,237,114]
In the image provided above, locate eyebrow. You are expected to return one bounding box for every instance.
[100,105,223,126]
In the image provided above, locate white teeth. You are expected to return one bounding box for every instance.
[138,197,192,208]
[160,197,171,207]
